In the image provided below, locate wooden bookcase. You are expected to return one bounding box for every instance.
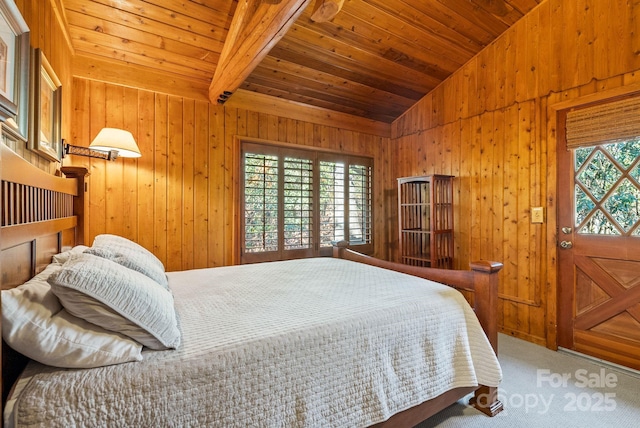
[397,175,454,269]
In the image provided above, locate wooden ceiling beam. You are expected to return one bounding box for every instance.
[209,0,313,105]
[310,0,344,23]
[227,89,392,137]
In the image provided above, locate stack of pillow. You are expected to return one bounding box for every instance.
[1,234,181,368]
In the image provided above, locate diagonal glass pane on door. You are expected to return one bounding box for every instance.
[579,209,621,235]
[604,138,640,169]
[576,150,622,201]
[575,185,596,226]
[604,179,640,233]
[575,146,594,170]
[632,163,640,182]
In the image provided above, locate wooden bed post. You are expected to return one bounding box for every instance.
[332,240,349,259]
[468,260,502,352]
[60,167,89,245]
[468,261,504,417]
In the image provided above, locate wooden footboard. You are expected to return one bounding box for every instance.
[332,241,504,421]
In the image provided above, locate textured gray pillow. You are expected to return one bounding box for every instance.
[91,234,168,288]
[48,253,181,350]
[52,245,89,264]
[84,246,168,289]
[2,262,142,368]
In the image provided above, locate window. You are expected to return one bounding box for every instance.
[244,153,279,253]
[574,139,640,236]
[241,142,373,263]
[566,95,640,236]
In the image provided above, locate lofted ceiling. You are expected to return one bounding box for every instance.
[64,0,543,124]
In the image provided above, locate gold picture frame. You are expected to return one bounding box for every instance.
[29,48,62,161]
[0,0,30,141]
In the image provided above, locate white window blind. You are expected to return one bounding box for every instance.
[241,142,373,262]
[347,164,372,245]
[244,153,278,253]
[319,161,345,246]
[283,157,314,250]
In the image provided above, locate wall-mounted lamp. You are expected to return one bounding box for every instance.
[64,128,141,161]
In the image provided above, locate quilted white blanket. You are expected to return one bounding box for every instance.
[8,258,501,427]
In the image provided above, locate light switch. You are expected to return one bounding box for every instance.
[531,207,544,223]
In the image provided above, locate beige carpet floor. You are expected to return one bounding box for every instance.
[416,334,640,428]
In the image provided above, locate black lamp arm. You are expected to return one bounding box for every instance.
[64,141,119,161]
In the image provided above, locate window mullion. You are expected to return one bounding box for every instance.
[365,165,371,243]
[261,155,267,252]
[313,155,320,254]
[277,153,285,259]
[344,160,350,244]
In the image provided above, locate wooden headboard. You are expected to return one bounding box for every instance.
[0,143,87,405]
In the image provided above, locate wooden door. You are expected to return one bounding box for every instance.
[558,136,640,370]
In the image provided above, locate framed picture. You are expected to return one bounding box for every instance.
[29,48,62,162]
[0,0,30,141]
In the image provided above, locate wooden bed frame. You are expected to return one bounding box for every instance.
[0,143,503,426]
[0,144,89,406]
[334,242,504,426]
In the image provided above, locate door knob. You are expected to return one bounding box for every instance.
[562,227,572,234]
[560,240,573,249]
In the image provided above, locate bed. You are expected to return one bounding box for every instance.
[0,143,503,427]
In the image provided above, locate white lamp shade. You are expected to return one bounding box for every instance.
[89,128,141,158]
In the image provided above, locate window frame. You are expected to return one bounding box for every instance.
[240,140,373,263]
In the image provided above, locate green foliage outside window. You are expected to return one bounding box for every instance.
[575,138,640,236]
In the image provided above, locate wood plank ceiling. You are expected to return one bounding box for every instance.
[64,0,543,123]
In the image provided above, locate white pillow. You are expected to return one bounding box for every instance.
[84,246,169,289]
[1,263,143,368]
[52,245,89,264]
[48,253,181,350]
[90,234,168,288]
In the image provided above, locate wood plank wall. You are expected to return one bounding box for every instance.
[8,0,73,173]
[13,0,640,350]
[70,78,392,271]
[391,0,640,346]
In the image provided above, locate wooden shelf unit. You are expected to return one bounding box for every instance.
[397,175,454,269]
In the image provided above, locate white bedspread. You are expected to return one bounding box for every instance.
[8,258,502,427]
